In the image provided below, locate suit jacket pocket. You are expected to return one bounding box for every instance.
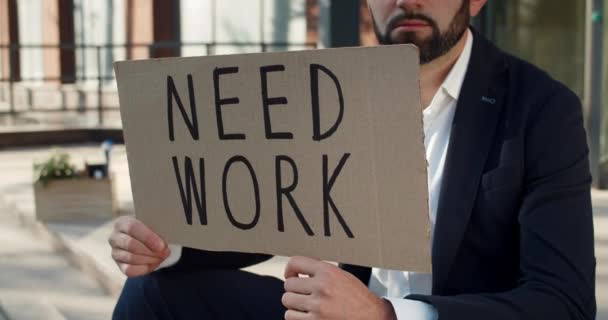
[481,164,521,192]
[477,165,522,226]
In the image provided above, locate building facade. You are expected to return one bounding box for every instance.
[0,0,311,127]
[473,0,606,186]
[1,0,608,186]
[0,0,310,85]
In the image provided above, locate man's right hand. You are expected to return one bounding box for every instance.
[109,216,171,277]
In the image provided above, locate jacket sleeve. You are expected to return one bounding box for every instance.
[170,247,273,271]
[408,88,596,320]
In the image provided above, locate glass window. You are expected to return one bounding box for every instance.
[480,0,587,98]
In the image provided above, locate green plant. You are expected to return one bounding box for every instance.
[33,149,78,186]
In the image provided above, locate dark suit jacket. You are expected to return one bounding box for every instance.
[174,28,596,320]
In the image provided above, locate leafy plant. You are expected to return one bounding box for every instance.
[33,149,79,186]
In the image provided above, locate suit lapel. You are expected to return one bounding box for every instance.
[431,29,508,292]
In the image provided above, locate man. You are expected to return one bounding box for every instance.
[110,0,597,319]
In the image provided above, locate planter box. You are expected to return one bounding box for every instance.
[34,177,117,222]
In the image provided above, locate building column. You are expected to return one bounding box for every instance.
[41,0,75,84]
[152,0,181,57]
[42,0,60,83]
[0,0,20,82]
[59,0,76,83]
[125,0,153,60]
[317,0,360,48]
[585,0,604,187]
[0,0,7,81]
[306,0,319,44]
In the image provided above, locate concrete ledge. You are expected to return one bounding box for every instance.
[0,128,123,148]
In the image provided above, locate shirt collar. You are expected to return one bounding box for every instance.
[441,29,473,100]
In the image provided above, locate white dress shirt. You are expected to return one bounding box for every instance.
[159,29,474,320]
[369,29,473,319]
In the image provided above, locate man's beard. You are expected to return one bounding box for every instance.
[372,0,470,64]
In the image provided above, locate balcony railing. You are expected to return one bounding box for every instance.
[0,41,316,126]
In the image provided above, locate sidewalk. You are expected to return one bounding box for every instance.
[592,192,608,319]
[0,144,288,318]
[0,144,606,318]
[0,192,115,319]
[0,145,131,297]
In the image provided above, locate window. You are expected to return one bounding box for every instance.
[479,0,586,97]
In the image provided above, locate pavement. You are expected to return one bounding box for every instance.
[0,144,288,319]
[0,199,115,320]
[0,144,605,319]
[592,192,608,319]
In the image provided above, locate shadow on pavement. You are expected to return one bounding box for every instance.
[593,191,608,319]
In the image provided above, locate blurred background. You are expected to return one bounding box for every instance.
[0,0,606,319]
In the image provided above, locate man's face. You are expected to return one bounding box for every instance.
[368,0,471,64]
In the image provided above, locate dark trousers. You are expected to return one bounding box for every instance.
[112,268,286,320]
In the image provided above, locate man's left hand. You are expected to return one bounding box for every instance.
[282,256,397,320]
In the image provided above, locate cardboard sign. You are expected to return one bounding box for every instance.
[114,45,430,271]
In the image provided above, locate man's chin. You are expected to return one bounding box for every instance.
[389,32,432,47]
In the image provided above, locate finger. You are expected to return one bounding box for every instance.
[284,309,310,320]
[285,256,322,279]
[118,263,157,278]
[281,292,311,313]
[109,232,164,257]
[112,248,165,265]
[115,216,166,252]
[284,276,315,295]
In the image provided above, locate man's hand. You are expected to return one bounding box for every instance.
[108,216,171,277]
[282,256,397,320]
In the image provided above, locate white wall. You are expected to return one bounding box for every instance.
[180,0,213,57]
[17,0,44,83]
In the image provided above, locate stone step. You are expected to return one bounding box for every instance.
[0,293,66,320]
[0,199,115,320]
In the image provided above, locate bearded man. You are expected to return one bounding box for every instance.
[110,0,597,319]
